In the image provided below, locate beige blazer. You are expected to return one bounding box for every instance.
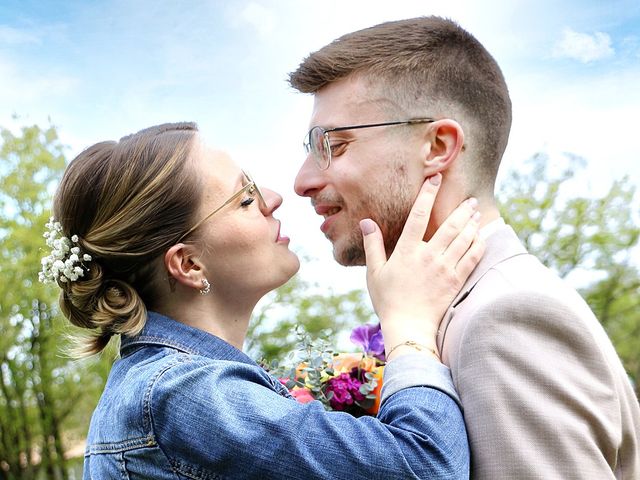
[437,223,640,479]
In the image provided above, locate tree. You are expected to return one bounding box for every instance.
[245,273,374,363]
[582,263,640,394]
[497,152,640,395]
[0,123,112,479]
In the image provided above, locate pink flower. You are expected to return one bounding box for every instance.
[325,371,365,411]
[290,387,315,404]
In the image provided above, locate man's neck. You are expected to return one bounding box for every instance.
[477,206,501,230]
[426,201,501,241]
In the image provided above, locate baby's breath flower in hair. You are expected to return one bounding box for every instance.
[39,217,92,284]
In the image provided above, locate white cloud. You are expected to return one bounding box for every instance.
[0,25,40,45]
[620,35,640,59]
[553,27,614,63]
[239,2,276,37]
[0,54,79,106]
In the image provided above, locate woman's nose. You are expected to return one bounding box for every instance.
[260,187,282,215]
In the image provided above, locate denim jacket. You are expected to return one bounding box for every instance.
[83,312,469,479]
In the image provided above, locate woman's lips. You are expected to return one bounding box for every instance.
[276,220,290,243]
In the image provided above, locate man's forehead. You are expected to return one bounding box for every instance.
[309,77,398,128]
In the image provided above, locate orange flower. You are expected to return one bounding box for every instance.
[332,353,377,373]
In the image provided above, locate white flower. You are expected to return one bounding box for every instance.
[38,219,93,285]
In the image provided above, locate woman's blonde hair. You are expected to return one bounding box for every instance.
[53,122,201,355]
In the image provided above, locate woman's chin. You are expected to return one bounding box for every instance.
[247,255,300,299]
[280,256,301,286]
[269,255,301,292]
[290,254,301,275]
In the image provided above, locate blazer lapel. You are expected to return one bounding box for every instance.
[437,224,528,352]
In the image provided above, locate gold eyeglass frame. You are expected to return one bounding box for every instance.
[177,170,266,242]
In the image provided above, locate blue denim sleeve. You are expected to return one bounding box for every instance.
[380,353,462,409]
[150,356,469,480]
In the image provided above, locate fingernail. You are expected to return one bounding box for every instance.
[428,173,441,186]
[360,219,376,235]
[472,211,481,223]
[468,197,478,209]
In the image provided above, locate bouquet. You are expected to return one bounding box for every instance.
[276,323,386,417]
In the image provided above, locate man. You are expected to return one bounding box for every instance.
[290,16,640,479]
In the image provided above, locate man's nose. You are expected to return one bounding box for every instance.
[294,154,325,197]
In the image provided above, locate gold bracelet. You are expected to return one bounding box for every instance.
[386,341,441,360]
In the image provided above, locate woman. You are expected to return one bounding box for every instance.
[41,122,483,479]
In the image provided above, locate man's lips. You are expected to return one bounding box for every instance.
[314,204,342,234]
[314,204,342,217]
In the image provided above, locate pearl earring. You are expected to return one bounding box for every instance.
[199,279,211,295]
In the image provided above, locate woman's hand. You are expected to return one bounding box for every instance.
[360,173,485,361]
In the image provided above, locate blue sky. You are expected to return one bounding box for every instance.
[1,0,639,292]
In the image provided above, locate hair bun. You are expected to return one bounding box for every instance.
[60,263,146,355]
[52,122,200,356]
[95,279,146,336]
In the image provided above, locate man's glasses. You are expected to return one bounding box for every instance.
[177,170,266,242]
[303,118,435,170]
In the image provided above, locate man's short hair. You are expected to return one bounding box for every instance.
[289,16,512,196]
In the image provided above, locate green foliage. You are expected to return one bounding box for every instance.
[1,124,66,479]
[273,326,339,407]
[0,124,114,479]
[582,264,640,391]
[245,273,374,363]
[498,152,640,394]
[497,153,639,278]
[272,326,380,415]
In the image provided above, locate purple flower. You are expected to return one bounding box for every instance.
[325,372,365,411]
[350,323,385,361]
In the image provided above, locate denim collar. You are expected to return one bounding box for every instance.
[120,311,257,366]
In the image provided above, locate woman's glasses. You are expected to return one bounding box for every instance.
[177,170,266,242]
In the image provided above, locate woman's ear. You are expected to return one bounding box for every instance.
[421,119,465,176]
[164,243,205,291]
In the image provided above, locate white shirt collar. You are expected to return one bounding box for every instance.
[479,217,505,240]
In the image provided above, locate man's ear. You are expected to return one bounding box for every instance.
[420,119,464,176]
[164,243,205,291]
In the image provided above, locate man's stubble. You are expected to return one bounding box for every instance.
[336,161,414,266]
